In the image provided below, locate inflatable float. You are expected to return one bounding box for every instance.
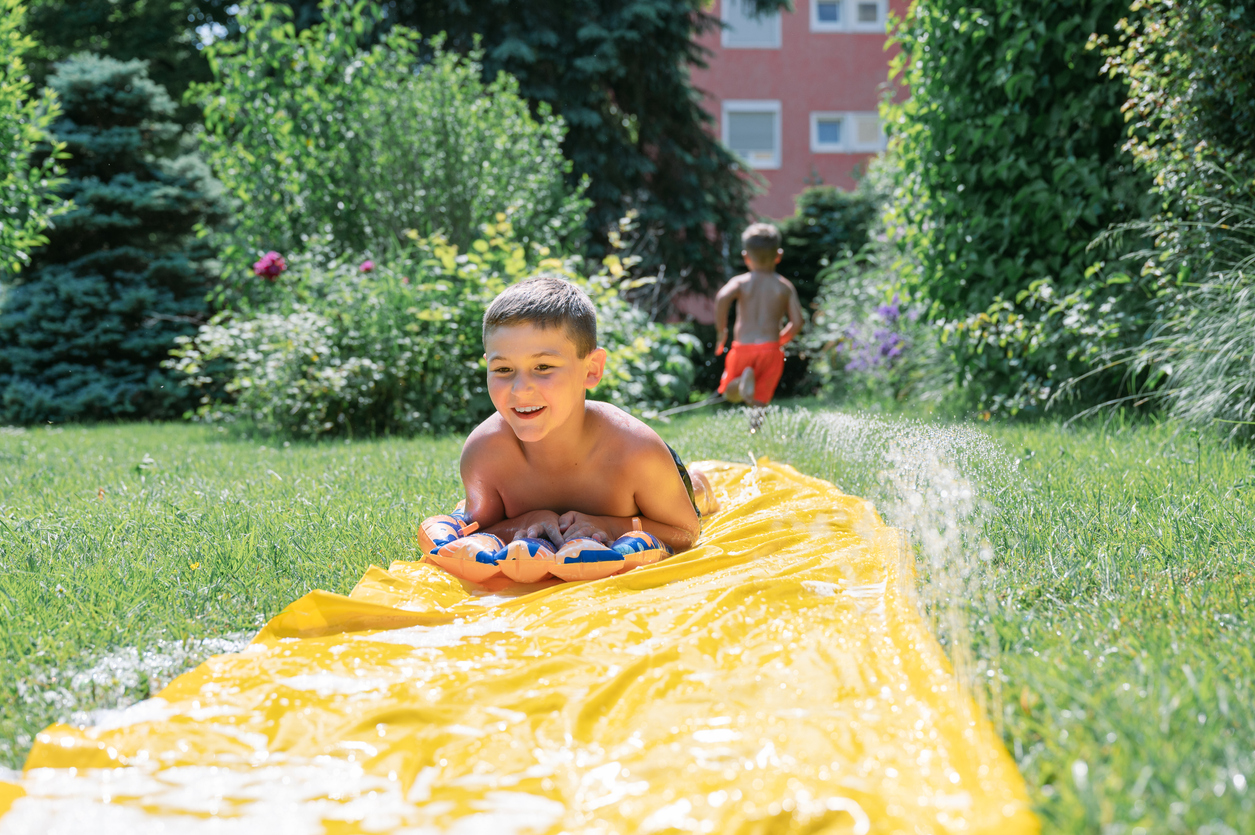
[0,460,1038,834]
[419,511,671,585]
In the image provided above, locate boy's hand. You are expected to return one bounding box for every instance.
[557,511,611,545]
[715,336,726,356]
[514,510,564,545]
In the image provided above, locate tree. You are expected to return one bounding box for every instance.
[21,0,239,124]
[0,0,69,277]
[280,0,789,295]
[0,54,228,424]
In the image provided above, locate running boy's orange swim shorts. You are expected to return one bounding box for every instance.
[718,340,785,405]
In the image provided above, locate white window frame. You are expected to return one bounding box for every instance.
[810,112,846,152]
[723,100,783,170]
[809,0,887,33]
[721,0,782,49]
[809,0,844,33]
[810,110,886,153]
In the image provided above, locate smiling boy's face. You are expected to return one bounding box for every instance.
[485,322,606,443]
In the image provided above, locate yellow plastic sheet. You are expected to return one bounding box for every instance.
[0,461,1037,834]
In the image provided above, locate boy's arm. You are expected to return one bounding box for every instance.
[778,279,805,345]
[557,444,701,553]
[713,280,739,356]
[460,433,565,544]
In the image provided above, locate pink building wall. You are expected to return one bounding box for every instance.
[691,0,907,219]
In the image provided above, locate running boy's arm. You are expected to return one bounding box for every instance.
[777,278,805,345]
[713,278,742,356]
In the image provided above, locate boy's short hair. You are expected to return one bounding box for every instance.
[483,274,598,357]
[741,222,782,256]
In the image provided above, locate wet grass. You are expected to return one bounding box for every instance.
[982,420,1255,833]
[1,413,1252,832]
[0,423,465,767]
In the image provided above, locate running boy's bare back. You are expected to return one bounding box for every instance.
[713,223,804,405]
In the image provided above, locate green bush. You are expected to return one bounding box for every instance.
[169,225,696,437]
[1077,3,1255,436]
[886,0,1157,410]
[0,53,226,424]
[0,0,68,276]
[802,158,956,407]
[194,1,587,281]
[1116,206,1255,439]
[280,0,785,295]
[776,185,878,312]
[1099,1,1255,212]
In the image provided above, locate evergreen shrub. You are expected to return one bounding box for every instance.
[776,185,877,312]
[169,224,697,438]
[0,53,226,424]
[195,1,588,290]
[887,0,1157,411]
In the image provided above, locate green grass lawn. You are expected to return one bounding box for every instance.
[1,411,1251,831]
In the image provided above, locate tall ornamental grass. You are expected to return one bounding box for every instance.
[1083,1,1255,437]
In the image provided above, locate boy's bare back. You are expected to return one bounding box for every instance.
[718,270,803,346]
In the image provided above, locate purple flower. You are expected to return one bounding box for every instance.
[253,251,286,281]
[876,294,902,325]
[360,260,375,273]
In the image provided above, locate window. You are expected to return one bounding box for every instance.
[724,100,782,169]
[810,0,885,32]
[722,0,782,49]
[851,0,885,31]
[811,0,842,31]
[851,112,885,150]
[810,113,844,152]
[810,111,884,152]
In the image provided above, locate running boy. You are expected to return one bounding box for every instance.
[713,223,805,405]
[460,275,712,555]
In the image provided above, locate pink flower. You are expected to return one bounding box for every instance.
[360,260,375,273]
[253,251,287,281]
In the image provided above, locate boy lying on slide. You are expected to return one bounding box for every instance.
[460,275,715,555]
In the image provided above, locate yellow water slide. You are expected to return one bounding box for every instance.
[0,461,1037,834]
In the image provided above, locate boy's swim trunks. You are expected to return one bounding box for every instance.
[666,444,701,518]
[717,340,785,405]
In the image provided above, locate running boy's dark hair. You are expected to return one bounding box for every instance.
[741,222,782,257]
[482,274,598,357]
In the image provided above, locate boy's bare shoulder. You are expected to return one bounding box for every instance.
[775,272,798,291]
[587,401,676,461]
[461,413,517,465]
[717,272,751,295]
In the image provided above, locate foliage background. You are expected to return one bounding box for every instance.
[195,3,587,271]
[275,0,791,294]
[1087,0,1255,438]
[0,0,67,277]
[885,0,1157,412]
